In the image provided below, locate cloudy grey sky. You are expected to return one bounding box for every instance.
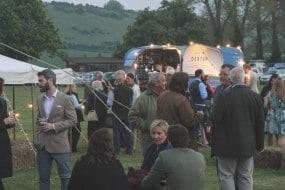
[43,0,162,10]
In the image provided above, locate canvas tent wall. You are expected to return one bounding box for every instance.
[0,53,74,140]
[0,54,74,84]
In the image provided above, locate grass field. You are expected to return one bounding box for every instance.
[2,85,285,189]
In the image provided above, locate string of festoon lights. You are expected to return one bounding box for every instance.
[0,42,139,148]
[3,91,37,154]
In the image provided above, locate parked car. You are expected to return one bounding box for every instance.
[249,59,266,70]
[73,72,85,84]
[274,63,285,69]
[260,68,285,85]
[83,72,94,83]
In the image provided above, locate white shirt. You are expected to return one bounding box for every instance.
[43,90,58,119]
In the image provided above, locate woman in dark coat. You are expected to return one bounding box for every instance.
[141,119,171,172]
[86,80,107,139]
[65,84,85,152]
[68,128,129,190]
[0,77,16,190]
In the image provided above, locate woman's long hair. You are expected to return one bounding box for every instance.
[273,77,285,100]
[80,128,116,165]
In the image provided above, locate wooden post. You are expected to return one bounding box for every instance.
[13,85,16,140]
[31,84,35,140]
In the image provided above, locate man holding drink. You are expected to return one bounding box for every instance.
[34,69,77,190]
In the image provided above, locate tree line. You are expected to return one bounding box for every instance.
[0,0,284,64]
[114,0,285,63]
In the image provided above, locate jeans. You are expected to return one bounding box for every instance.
[217,156,254,190]
[113,113,133,154]
[37,150,71,190]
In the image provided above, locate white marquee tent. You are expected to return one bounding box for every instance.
[0,54,74,84]
[0,54,75,139]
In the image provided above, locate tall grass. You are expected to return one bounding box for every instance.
[2,85,285,189]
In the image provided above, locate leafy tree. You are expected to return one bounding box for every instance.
[250,0,267,59]
[200,0,228,45]
[269,0,281,62]
[0,0,63,61]
[113,0,207,58]
[228,0,251,48]
[104,0,124,11]
[200,0,250,48]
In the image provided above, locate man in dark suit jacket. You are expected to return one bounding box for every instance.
[212,67,264,190]
[34,69,77,190]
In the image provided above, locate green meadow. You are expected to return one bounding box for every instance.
[2,85,285,189]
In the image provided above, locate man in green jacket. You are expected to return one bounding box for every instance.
[128,72,166,155]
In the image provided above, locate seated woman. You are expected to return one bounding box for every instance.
[128,120,171,190]
[141,124,206,190]
[141,119,171,172]
[68,128,129,190]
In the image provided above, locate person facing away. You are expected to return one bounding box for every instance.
[65,84,85,152]
[141,124,206,190]
[34,69,77,190]
[107,70,133,154]
[128,72,167,155]
[0,77,16,190]
[68,128,130,190]
[211,67,265,190]
[165,66,175,89]
[83,71,107,101]
[157,71,203,151]
[86,80,107,139]
[243,64,260,93]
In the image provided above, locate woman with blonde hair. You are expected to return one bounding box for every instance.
[264,77,285,148]
[141,119,171,172]
[128,119,171,190]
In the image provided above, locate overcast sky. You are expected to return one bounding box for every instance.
[43,0,162,10]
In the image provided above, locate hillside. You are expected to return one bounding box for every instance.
[40,2,137,67]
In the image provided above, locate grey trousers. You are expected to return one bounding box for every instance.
[217,156,254,190]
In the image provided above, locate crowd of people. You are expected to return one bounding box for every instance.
[1,62,283,190]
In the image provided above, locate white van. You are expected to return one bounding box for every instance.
[249,60,266,69]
